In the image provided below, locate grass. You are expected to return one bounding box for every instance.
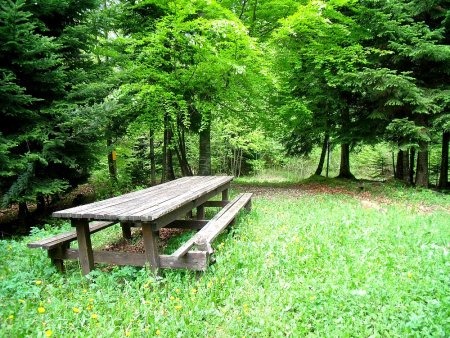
[1,181,449,337]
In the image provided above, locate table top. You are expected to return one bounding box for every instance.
[52,176,233,222]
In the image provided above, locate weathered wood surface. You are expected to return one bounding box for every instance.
[142,223,160,272]
[74,219,94,275]
[172,193,253,258]
[166,220,209,230]
[56,249,209,271]
[52,176,233,222]
[27,221,115,250]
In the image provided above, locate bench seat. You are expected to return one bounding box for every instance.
[28,221,116,272]
[172,193,252,259]
[28,221,116,250]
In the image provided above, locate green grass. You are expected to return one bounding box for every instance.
[1,182,449,337]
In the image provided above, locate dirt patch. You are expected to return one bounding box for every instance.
[102,228,189,254]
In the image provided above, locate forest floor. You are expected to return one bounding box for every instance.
[1,178,449,337]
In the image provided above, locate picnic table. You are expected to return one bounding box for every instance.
[29,176,252,275]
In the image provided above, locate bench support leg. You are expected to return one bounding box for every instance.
[222,189,229,202]
[48,244,67,273]
[245,199,252,211]
[142,223,160,273]
[121,222,132,239]
[73,220,94,276]
[197,205,205,220]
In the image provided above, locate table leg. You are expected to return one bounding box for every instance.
[73,220,94,275]
[142,223,159,273]
[121,222,132,239]
[222,188,229,202]
[197,205,205,220]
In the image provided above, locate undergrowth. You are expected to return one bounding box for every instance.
[1,183,449,337]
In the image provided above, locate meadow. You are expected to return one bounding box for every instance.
[1,180,449,337]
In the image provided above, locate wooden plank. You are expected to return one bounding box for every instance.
[74,219,94,275]
[61,177,197,219]
[115,177,229,221]
[131,179,232,222]
[52,176,195,218]
[171,194,241,258]
[81,177,209,219]
[197,193,253,244]
[203,200,229,207]
[28,221,115,250]
[149,177,233,219]
[166,220,208,230]
[142,223,159,272]
[171,193,252,258]
[149,182,231,230]
[60,249,208,271]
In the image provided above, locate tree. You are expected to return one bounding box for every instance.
[0,0,100,227]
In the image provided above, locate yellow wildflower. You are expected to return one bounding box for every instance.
[87,305,93,311]
[35,280,42,285]
[45,330,52,337]
[191,288,197,294]
[175,305,182,310]
[156,329,161,335]
[73,307,80,313]
[89,298,94,303]
[8,315,14,320]
[125,330,131,337]
[407,272,412,278]
[18,299,25,303]
[170,296,175,301]
[38,307,45,314]
[175,288,180,294]
[309,295,316,301]
[82,289,87,293]
[91,313,98,319]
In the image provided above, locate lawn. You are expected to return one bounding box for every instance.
[1,181,449,337]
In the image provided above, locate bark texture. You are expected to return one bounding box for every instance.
[438,131,449,189]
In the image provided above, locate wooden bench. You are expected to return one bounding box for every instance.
[172,193,253,259]
[28,221,116,272]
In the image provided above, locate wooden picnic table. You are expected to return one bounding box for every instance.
[52,176,234,275]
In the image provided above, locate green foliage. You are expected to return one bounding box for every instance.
[1,183,449,336]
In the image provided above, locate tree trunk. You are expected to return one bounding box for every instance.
[17,202,29,232]
[167,143,175,181]
[415,140,429,188]
[315,133,329,176]
[402,149,410,183]
[36,193,46,214]
[107,138,117,183]
[438,131,449,189]
[161,115,169,183]
[149,128,156,186]
[338,143,355,179]
[392,152,396,178]
[409,147,416,185]
[199,122,211,176]
[326,141,331,178]
[395,150,404,180]
[177,127,193,176]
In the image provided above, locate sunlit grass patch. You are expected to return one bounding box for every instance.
[1,187,449,337]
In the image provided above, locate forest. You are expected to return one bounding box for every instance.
[1,0,449,231]
[1,1,450,337]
